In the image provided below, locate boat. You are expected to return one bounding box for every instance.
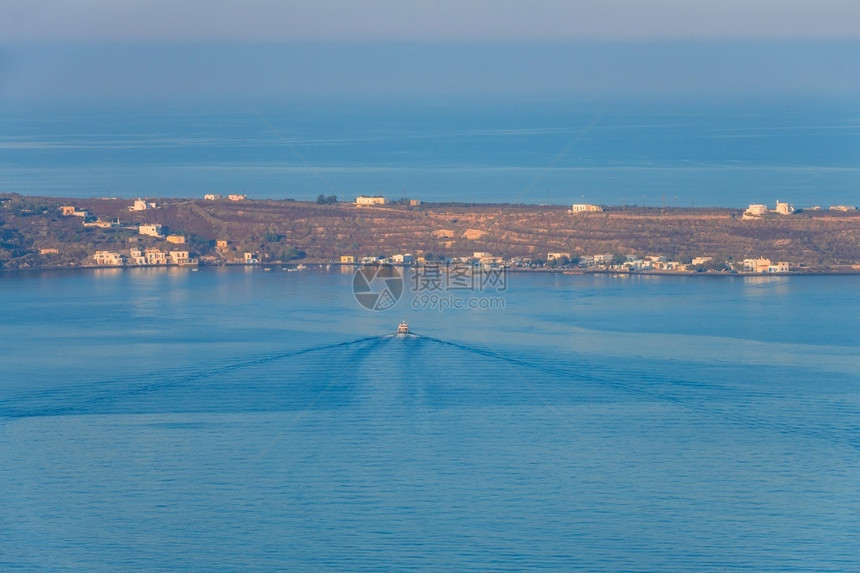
[396,321,410,335]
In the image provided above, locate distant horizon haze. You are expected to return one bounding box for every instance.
[1,2,857,208]
[3,1,860,43]
[1,41,858,104]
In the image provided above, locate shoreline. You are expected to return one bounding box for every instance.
[4,262,860,278]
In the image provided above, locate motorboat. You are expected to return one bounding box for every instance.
[396,321,410,335]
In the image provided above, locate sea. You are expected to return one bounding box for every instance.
[1,100,859,207]
[1,266,859,571]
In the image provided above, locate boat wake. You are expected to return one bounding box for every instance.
[0,335,385,420]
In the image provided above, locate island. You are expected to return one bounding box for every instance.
[2,193,859,274]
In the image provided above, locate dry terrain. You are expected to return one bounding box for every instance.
[2,194,859,270]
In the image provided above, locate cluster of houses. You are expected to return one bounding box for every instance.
[60,199,185,245]
[544,253,727,272]
[92,248,193,267]
[743,200,795,219]
[135,223,185,243]
[743,199,857,218]
[600,255,788,273]
[57,201,197,267]
[204,193,246,201]
[61,205,124,229]
[339,251,506,268]
[61,201,175,237]
[90,244,794,273]
[337,250,792,274]
[742,258,789,273]
[340,253,414,265]
[565,253,790,273]
[807,205,857,212]
[354,196,422,207]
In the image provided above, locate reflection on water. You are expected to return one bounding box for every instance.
[742,274,791,296]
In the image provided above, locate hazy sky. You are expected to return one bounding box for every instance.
[4,0,860,42]
[1,1,858,103]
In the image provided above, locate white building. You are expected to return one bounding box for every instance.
[692,256,713,266]
[391,254,414,264]
[128,248,146,265]
[768,262,790,273]
[129,199,156,211]
[625,259,653,271]
[204,194,222,200]
[356,196,387,206]
[744,258,771,273]
[479,255,503,266]
[60,205,88,217]
[570,204,603,213]
[775,200,795,215]
[228,194,246,201]
[744,204,768,217]
[745,201,794,217]
[138,224,163,237]
[83,218,118,228]
[547,252,569,261]
[93,251,123,266]
[169,251,190,264]
[653,260,684,271]
[144,248,167,265]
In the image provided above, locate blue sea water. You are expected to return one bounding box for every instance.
[1,267,859,571]
[1,100,859,207]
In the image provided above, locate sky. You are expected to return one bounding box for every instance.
[3,1,860,42]
[1,1,859,103]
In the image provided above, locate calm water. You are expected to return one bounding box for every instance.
[1,268,859,571]
[2,101,859,207]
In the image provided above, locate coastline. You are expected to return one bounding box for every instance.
[4,261,860,278]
